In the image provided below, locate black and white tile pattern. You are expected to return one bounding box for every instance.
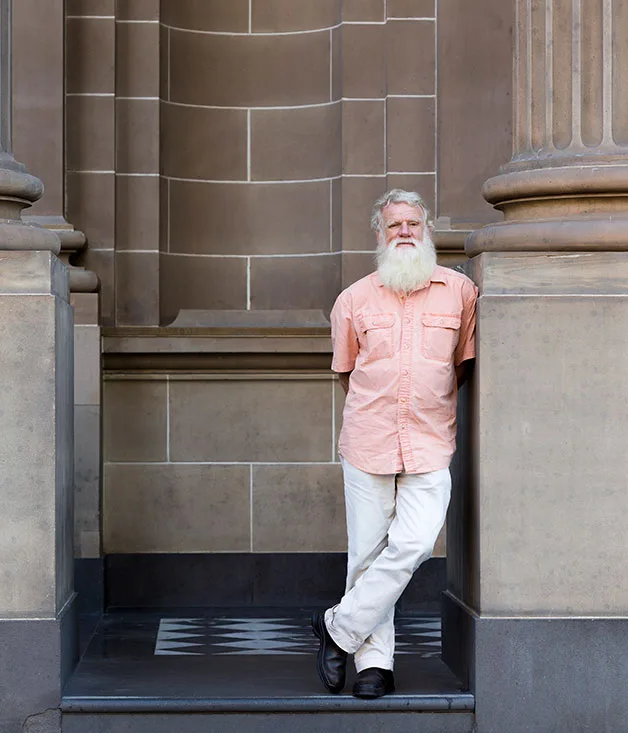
[154,614,442,658]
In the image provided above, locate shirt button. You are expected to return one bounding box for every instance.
[400,425,406,430]
[403,370,409,375]
[403,343,410,350]
[400,397,407,403]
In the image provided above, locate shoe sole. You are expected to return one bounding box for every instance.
[353,685,395,700]
[311,612,343,695]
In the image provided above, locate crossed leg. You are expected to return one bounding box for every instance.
[325,458,451,672]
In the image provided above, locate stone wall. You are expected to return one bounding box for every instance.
[56,0,512,560]
[63,0,513,328]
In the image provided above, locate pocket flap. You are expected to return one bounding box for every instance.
[422,313,461,329]
[362,313,395,330]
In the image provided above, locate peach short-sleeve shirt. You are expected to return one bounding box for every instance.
[331,266,478,475]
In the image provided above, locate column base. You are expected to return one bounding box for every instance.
[466,163,628,255]
[0,595,78,733]
[443,592,628,733]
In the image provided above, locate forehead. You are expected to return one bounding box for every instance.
[381,202,424,222]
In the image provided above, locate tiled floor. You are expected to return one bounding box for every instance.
[63,608,472,712]
[154,612,442,658]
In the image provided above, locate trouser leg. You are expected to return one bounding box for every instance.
[324,459,396,667]
[326,462,451,669]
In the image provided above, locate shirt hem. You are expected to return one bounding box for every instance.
[339,449,451,476]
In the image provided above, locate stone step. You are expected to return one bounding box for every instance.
[63,710,475,733]
[61,608,474,732]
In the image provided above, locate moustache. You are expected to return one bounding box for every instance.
[390,237,422,248]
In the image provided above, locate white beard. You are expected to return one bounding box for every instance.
[376,233,437,294]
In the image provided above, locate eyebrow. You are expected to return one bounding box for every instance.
[385,218,423,226]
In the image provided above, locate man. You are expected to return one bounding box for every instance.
[312,189,477,699]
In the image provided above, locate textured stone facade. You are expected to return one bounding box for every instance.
[50,0,513,558]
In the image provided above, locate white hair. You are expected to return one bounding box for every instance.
[370,189,431,235]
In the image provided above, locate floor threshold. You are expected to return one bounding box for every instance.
[62,692,473,714]
[63,607,473,716]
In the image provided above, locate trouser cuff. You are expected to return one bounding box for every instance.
[324,606,357,654]
[354,652,394,673]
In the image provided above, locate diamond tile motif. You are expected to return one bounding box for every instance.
[154,614,442,657]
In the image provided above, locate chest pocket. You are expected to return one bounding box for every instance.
[361,313,395,365]
[421,313,461,363]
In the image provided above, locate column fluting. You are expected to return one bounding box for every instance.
[467,0,628,254]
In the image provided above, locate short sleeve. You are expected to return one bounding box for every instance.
[330,291,359,373]
[454,279,478,366]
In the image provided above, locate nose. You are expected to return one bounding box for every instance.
[399,221,410,236]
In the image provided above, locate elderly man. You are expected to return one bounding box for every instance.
[312,189,477,699]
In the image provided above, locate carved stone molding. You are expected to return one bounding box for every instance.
[0,154,61,252]
[23,215,100,292]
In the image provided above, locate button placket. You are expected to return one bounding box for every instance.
[398,298,414,470]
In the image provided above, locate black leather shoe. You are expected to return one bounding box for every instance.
[352,667,395,699]
[311,611,348,694]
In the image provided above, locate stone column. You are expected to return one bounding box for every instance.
[12,0,98,293]
[0,2,76,731]
[467,0,628,254]
[445,2,628,731]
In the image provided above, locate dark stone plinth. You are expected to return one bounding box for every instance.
[444,592,628,733]
[63,711,475,733]
[103,553,445,611]
[0,595,77,733]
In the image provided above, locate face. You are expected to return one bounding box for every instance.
[380,202,426,249]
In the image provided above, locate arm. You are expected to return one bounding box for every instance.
[455,359,474,388]
[338,371,353,395]
[330,292,359,382]
[454,280,478,388]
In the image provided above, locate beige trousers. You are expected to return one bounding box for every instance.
[325,458,451,672]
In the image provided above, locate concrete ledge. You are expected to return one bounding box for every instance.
[62,711,475,733]
[102,317,333,372]
[61,693,474,714]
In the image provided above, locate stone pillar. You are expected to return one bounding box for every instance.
[0,2,76,731]
[466,0,628,255]
[445,2,628,731]
[12,0,98,294]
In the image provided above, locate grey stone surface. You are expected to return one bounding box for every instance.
[0,296,57,614]
[441,591,473,691]
[22,709,61,733]
[473,614,628,733]
[469,254,628,614]
[0,254,75,731]
[445,380,474,603]
[471,251,628,294]
[169,309,330,328]
[74,325,100,406]
[62,712,474,733]
[0,254,74,616]
[0,595,77,733]
[0,250,67,296]
[56,296,74,612]
[74,406,101,559]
